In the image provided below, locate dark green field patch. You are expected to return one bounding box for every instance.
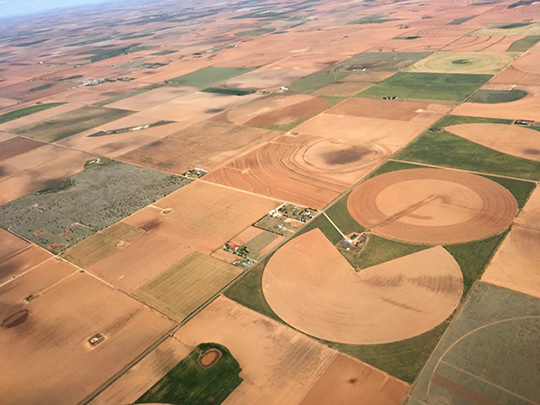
[359,72,492,102]
[29,83,54,93]
[0,102,65,125]
[166,66,253,88]
[152,49,176,56]
[135,343,242,405]
[12,106,133,142]
[96,83,163,106]
[433,114,513,129]
[235,27,276,36]
[506,35,540,52]
[447,15,478,25]
[468,89,528,103]
[349,14,397,24]
[201,87,256,96]
[394,130,540,180]
[499,22,532,29]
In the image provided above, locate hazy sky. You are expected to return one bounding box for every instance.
[0,0,117,18]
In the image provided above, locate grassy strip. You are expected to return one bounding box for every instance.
[348,15,397,24]
[0,102,65,124]
[481,175,536,208]
[356,235,429,269]
[260,120,305,132]
[366,160,425,179]
[135,343,242,404]
[29,83,54,93]
[96,83,163,106]
[327,318,451,383]
[166,67,252,88]
[506,35,540,52]
[444,231,508,295]
[223,256,280,322]
[153,49,176,56]
[394,130,540,180]
[201,87,256,96]
[321,95,347,107]
[433,114,513,129]
[235,28,276,36]
[325,194,364,235]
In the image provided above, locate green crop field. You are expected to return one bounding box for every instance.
[394,130,540,180]
[136,343,243,405]
[356,235,429,269]
[0,102,65,124]
[445,232,507,295]
[325,194,365,235]
[97,83,163,106]
[410,283,540,404]
[166,66,253,88]
[468,89,528,103]
[348,14,396,24]
[506,35,540,52]
[288,70,351,94]
[235,28,276,36]
[359,72,491,102]
[12,106,133,142]
[201,87,256,96]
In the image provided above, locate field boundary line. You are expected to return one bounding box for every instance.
[322,212,345,238]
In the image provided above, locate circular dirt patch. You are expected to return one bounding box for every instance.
[300,139,390,173]
[347,168,518,245]
[198,348,222,368]
[409,52,515,74]
[2,309,29,329]
[262,229,463,344]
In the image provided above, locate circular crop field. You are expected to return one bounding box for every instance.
[347,168,518,245]
[409,52,515,74]
[427,317,540,404]
[298,138,391,174]
[262,229,463,344]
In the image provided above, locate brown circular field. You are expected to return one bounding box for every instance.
[348,168,518,245]
[262,229,463,344]
[299,138,391,173]
[198,348,222,368]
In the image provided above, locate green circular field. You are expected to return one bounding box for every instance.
[408,52,515,74]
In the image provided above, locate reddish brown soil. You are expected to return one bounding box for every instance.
[263,229,463,344]
[0,137,44,161]
[347,168,518,245]
[206,134,383,209]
